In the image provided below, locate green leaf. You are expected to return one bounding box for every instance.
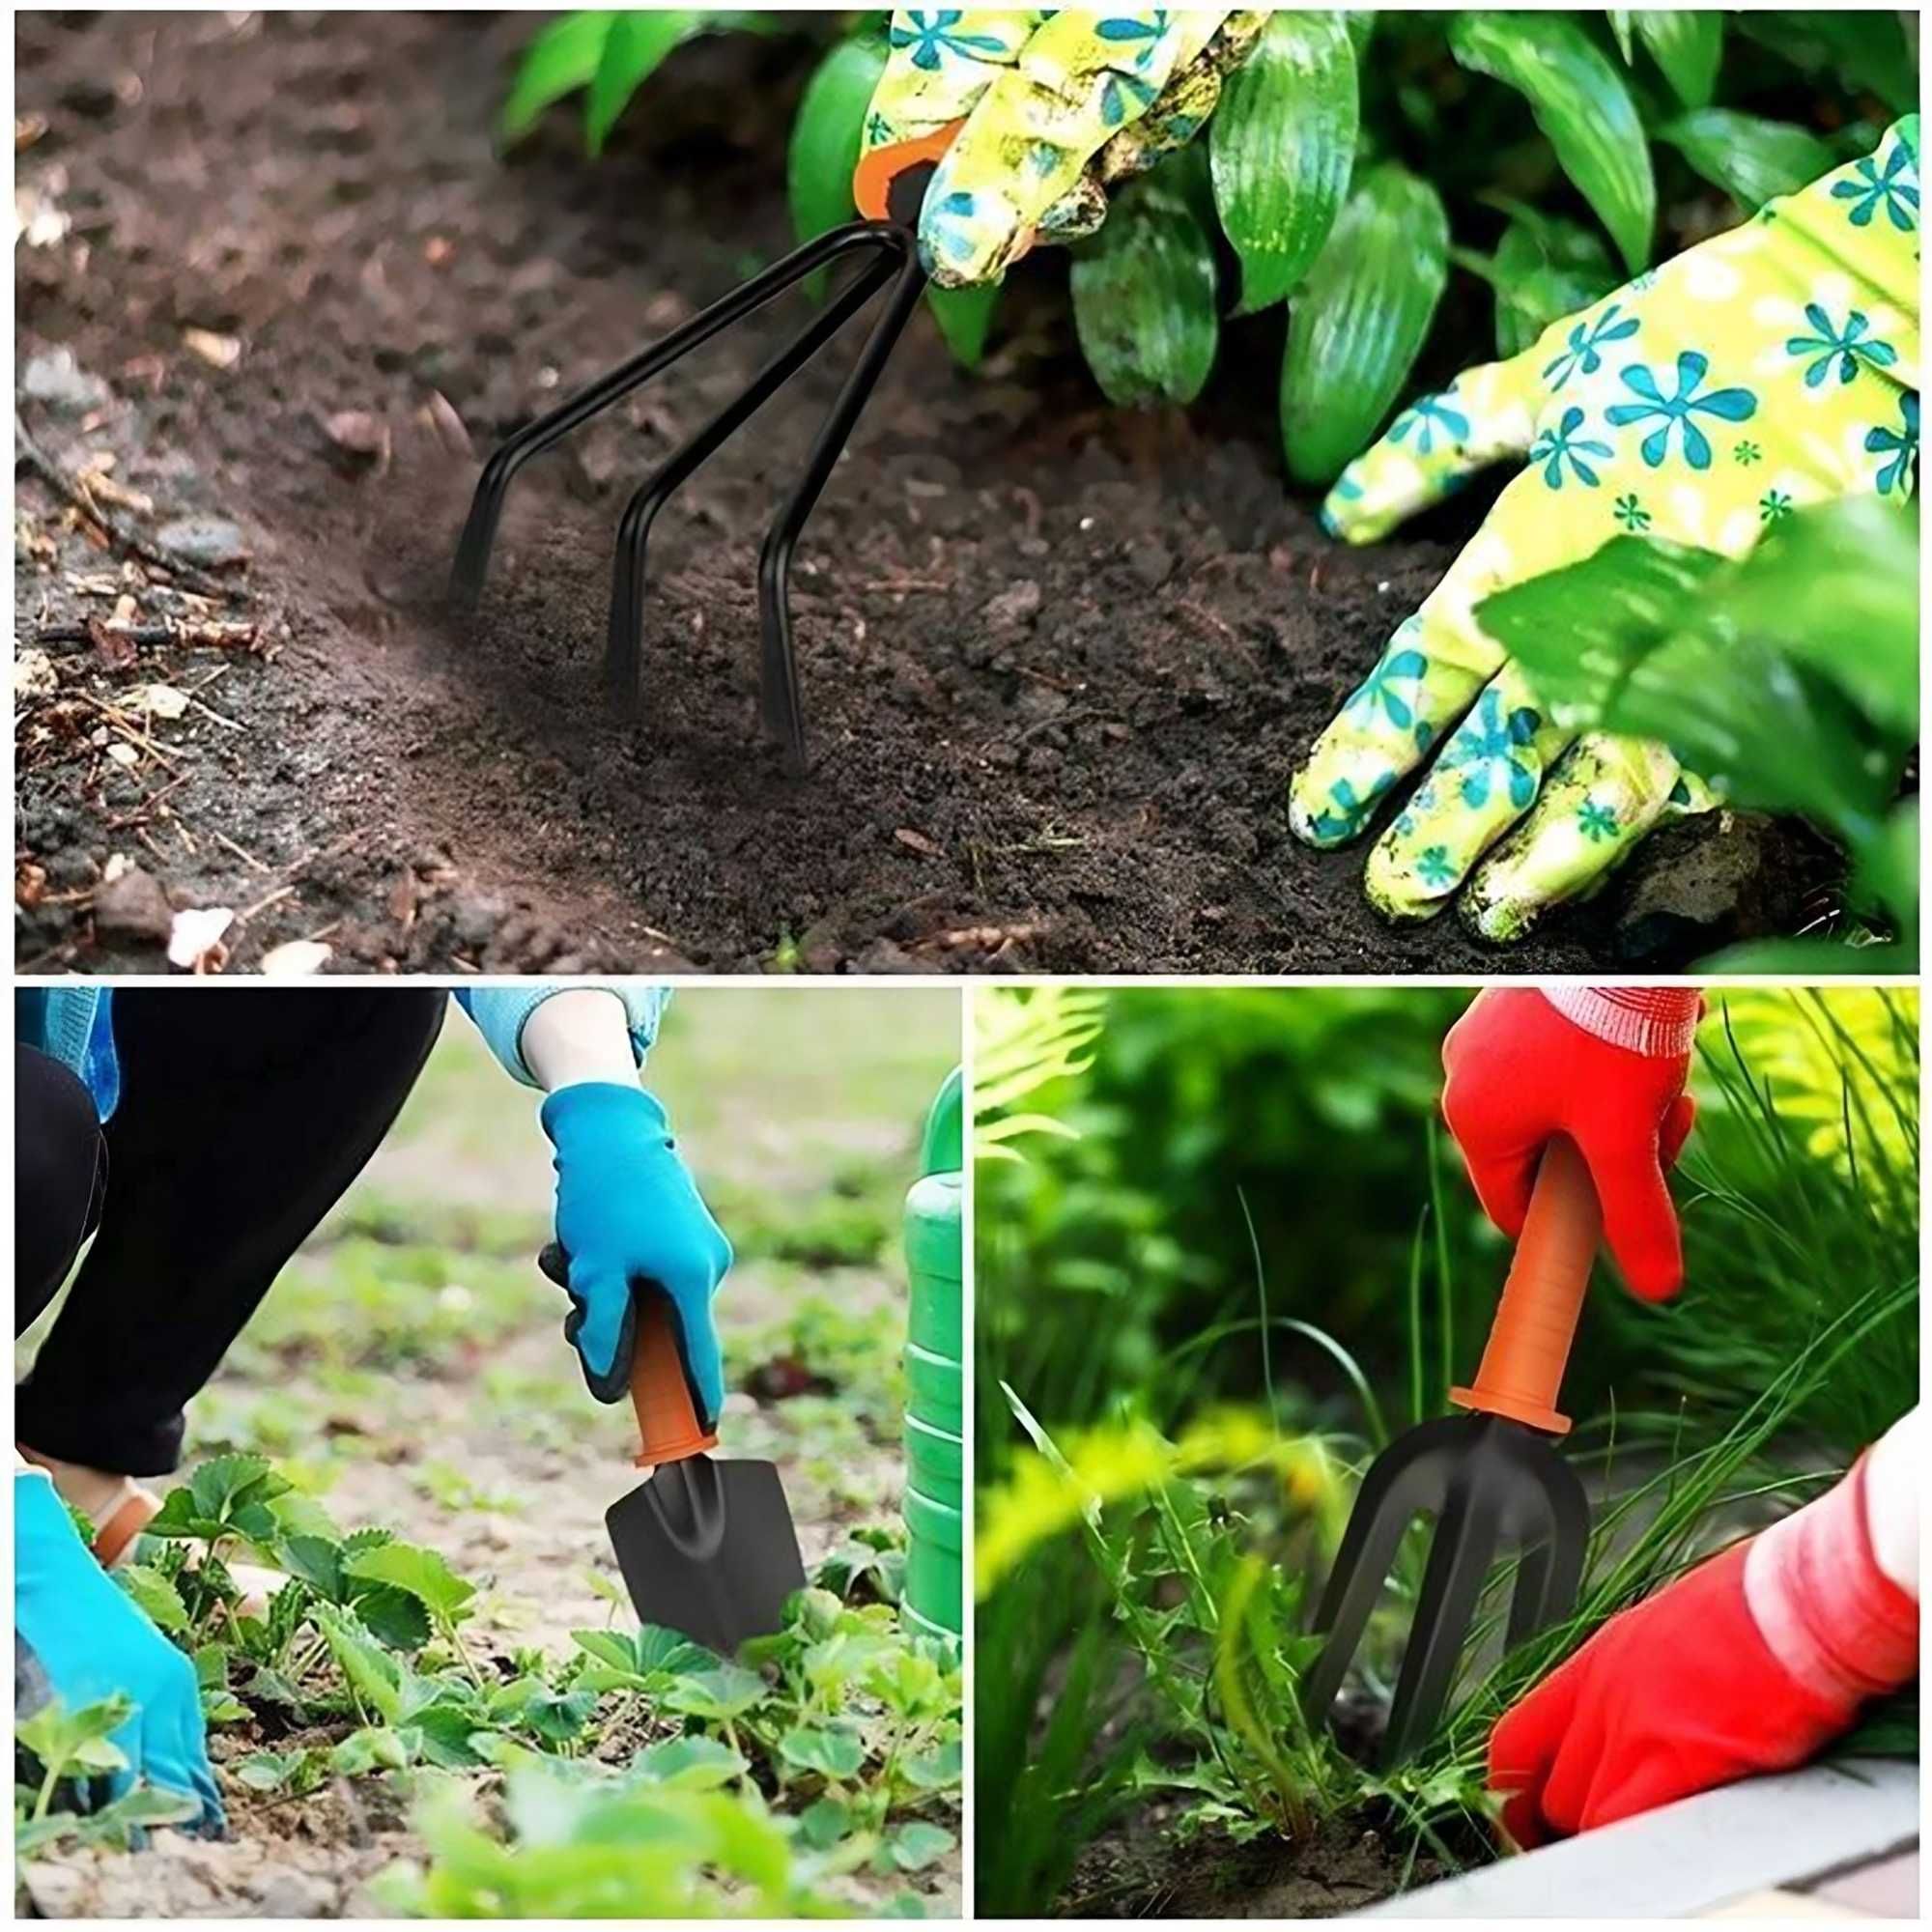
[1488,207,1619,358]
[898,1739,964,1790]
[633,1734,749,1789]
[796,1794,853,1850]
[660,1664,770,1723]
[501,13,614,145]
[1657,110,1837,213]
[925,284,1000,368]
[16,1694,132,1780]
[585,11,705,158]
[329,1723,414,1776]
[118,1564,189,1635]
[1473,533,1728,725]
[1208,11,1358,314]
[887,1820,956,1872]
[1279,162,1447,485]
[1606,9,1635,63]
[278,1533,346,1602]
[780,1722,867,1779]
[788,31,885,247]
[1069,180,1218,409]
[1737,12,1918,115]
[1693,497,1918,742]
[1448,12,1655,271]
[1478,508,1918,844]
[345,1540,476,1626]
[352,1582,433,1653]
[1634,11,1723,107]
[315,1606,403,1726]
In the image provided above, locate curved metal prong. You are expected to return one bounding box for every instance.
[449,219,906,612]
[757,236,927,770]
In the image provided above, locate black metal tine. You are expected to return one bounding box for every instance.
[449,218,906,611]
[756,240,927,770]
[604,245,901,710]
[1381,1478,1504,1765]
[1301,1423,1452,1730]
[1505,1515,1557,1652]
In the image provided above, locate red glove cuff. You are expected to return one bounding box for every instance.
[1543,987,1703,1058]
[1746,1454,1920,1714]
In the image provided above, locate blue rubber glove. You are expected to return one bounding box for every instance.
[539,1083,732,1424]
[14,1472,223,1833]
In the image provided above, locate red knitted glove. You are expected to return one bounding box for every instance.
[1441,987,1700,1302]
[1492,1452,1918,1845]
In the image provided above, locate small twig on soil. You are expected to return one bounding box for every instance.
[921,922,1046,953]
[211,828,274,874]
[34,619,259,653]
[14,412,251,603]
[238,881,298,924]
[74,694,183,773]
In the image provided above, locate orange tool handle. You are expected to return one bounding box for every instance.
[630,1296,718,1468]
[1449,1137,1602,1437]
[853,120,965,224]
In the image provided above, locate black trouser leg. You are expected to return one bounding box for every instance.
[15,989,448,1475]
[15,1044,109,1333]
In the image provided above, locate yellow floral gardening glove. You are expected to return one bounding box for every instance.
[854,9,1269,287]
[1289,116,1920,943]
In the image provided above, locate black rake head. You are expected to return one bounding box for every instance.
[449,216,928,773]
[1300,1411,1589,1766]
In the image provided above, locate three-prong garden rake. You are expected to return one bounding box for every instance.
[450,170,940,773]
[1301,1137,1600,1765]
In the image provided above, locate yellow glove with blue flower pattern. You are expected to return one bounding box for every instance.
[855,9,1267,287]
[1289,117,1919,942]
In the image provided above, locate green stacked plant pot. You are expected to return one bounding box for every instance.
[901,1065,963,1646]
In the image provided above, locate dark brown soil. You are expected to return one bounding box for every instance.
[14,13,1841,974]
[1063,1804,1461,1919]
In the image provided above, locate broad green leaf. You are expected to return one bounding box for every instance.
[661,1663,769,1722]
[16,1694,132,1777]
[329,1723,414,1776]
[118,1563,189,1635]
[501,13,614,145]
[1474,533,1728,725]
[278,1533,346,1601]
[634,1734,749,1789]
[796,1794,853,1849]
[1692,497,1918,741]
[1069,181,1218,408]
[1737,12,1918,115]
[1343,11,1378,61]
[1449,12,1655,271]
[1606,10,1635,63]
[899,1739,964,1789]
[887,1820,955,1872]
[585,11,704,158]
[925,284,1000,368]
[1488,207,1619,357]
[1279,162,1447,485]
[352,1582,433,1653]
[780,1722,867,1779]
[1209,11,1358,314]
[346,1540,476,1625]
[1657,110,1837,213]
[1634,11,1723,107]
[788,32,884,247]
[316,1606,403,1725]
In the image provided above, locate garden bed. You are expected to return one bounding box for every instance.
[15,995,962,1918]
[13,14,1839,975]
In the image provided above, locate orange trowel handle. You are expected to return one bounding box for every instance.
[1449,1137,1602,1437]
[630,1296,719,1468]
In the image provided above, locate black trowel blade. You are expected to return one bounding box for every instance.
[606,1452,807,1655]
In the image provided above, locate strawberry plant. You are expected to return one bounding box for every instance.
[501,11,1912,478]
[14,1452,961,1917]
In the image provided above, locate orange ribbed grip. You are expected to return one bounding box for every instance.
[1449,1137,1602,1436]
[853,121,965,222]
[630,1296,718,1467]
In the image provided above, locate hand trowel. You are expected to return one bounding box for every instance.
[540,1246,806,1655]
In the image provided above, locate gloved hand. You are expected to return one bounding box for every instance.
[14,1470,223,1832]
[540,1083,732,1423]
[1492,1427,1919,1845]
[855,8,1268,286]
[1291,117,1920,940]
[1442,987,1700,1302]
